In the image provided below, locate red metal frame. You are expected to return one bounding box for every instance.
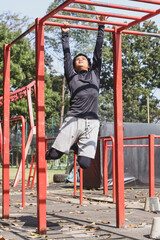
[36,18,46,234]
[2,0,159,233]
[27,155,37,189]
[1,116,26,208]
[13,82,36,187]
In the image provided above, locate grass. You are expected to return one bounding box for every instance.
[0,167,66,183]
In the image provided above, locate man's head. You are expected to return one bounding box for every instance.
[73,53,91,72]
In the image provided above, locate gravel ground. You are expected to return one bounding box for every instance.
[0,182,160,239]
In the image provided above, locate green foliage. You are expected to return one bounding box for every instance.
[100,22,160,123]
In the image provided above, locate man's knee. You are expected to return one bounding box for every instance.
[77,156,92,169]
[46,148,63,160]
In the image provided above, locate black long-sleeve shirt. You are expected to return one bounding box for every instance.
[62,25,104,119]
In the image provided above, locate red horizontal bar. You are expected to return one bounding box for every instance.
[63,7,141,20]
[74,0,155,13]
[40,0,74,23]
[45,21,114,32]
[118,8,160,32]
[54,14,128,26]
[45,21,160,37]
[130,0,160,5]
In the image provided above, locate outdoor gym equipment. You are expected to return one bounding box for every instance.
[1,0,160,234]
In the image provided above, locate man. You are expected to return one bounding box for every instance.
[46,16,107,169]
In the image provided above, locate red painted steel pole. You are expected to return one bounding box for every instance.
[74,154,77,196]
[149,135,155,197]
[3,44,10,219]
[111,136,116,203]
[64,7,141,20]
[113,28,125,228]
[79,167,83,205]
[103,140,108,195]
[20,116,25,208]
[74,0,154,13]
[35,18,47,234]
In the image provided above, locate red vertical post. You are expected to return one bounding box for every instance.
[113,28,125,228]
[3,44,10,219]
[149,134,155,197]
[35,18,46,234]
[21,116,25,208]
[111,136,116,203]
[79,167,83,205]
[74,154,77,196]
[103,139,108,195]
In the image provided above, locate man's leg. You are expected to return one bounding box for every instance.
[77,156,92,169]
[46,148,63,160]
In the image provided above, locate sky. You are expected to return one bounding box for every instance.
[1,0,160,99]
[0,0,160,27]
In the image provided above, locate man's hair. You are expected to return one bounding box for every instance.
[73,53,91,69]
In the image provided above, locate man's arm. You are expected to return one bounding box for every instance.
[92,16,107,76]
[61,22,75,81]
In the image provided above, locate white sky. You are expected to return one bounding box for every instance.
[1,0,160,99]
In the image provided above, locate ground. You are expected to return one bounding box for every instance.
[0,181,160,240]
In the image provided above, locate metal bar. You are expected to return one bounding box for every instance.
[74,0,155,13]
[8,117,26,207]
[149,135,155,197]
[118,8,160,32]
[0,124,3,161]
[31,161,37,190]
[45,21,160,37]
[113,28,125,228]
[124,136,149,140]
[79,167,83,205]
[40,0,75,23]
[45,21,114,32]
[111,136,116,204]
[130,0,160,5]
[27,155,35,188]
[63,7,141,20]
[74,154,77,196]
[36,18,47,234]
[3,44,10,219]
[103,140,108,195]
[8,25,35,48]
[54,14,128,26]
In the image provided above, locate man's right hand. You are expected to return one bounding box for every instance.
[61,22,70,32]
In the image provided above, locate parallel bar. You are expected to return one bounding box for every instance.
[113,28,125,228]
[79,168,83,205]
[45,21,114,32]
[75,0,155,13]
[118,8,160,32]
[130,0,160,4]
[45,21,160,37]
[103,140,108,195]
[74,154,77,196]
[54,14,128,26]
[35,18,47,234]
[149,135,155,197]
[40,0,75,23]
[63,7,141,20]
[111,136,116,203]
[3,44,10,219]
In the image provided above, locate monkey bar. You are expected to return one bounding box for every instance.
[2,0,160,234]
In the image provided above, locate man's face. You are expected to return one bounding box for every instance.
[74,55,89,72]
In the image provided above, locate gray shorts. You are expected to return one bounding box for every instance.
[52,116,100,159]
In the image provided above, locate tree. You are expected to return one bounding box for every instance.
[99,21,160,123]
